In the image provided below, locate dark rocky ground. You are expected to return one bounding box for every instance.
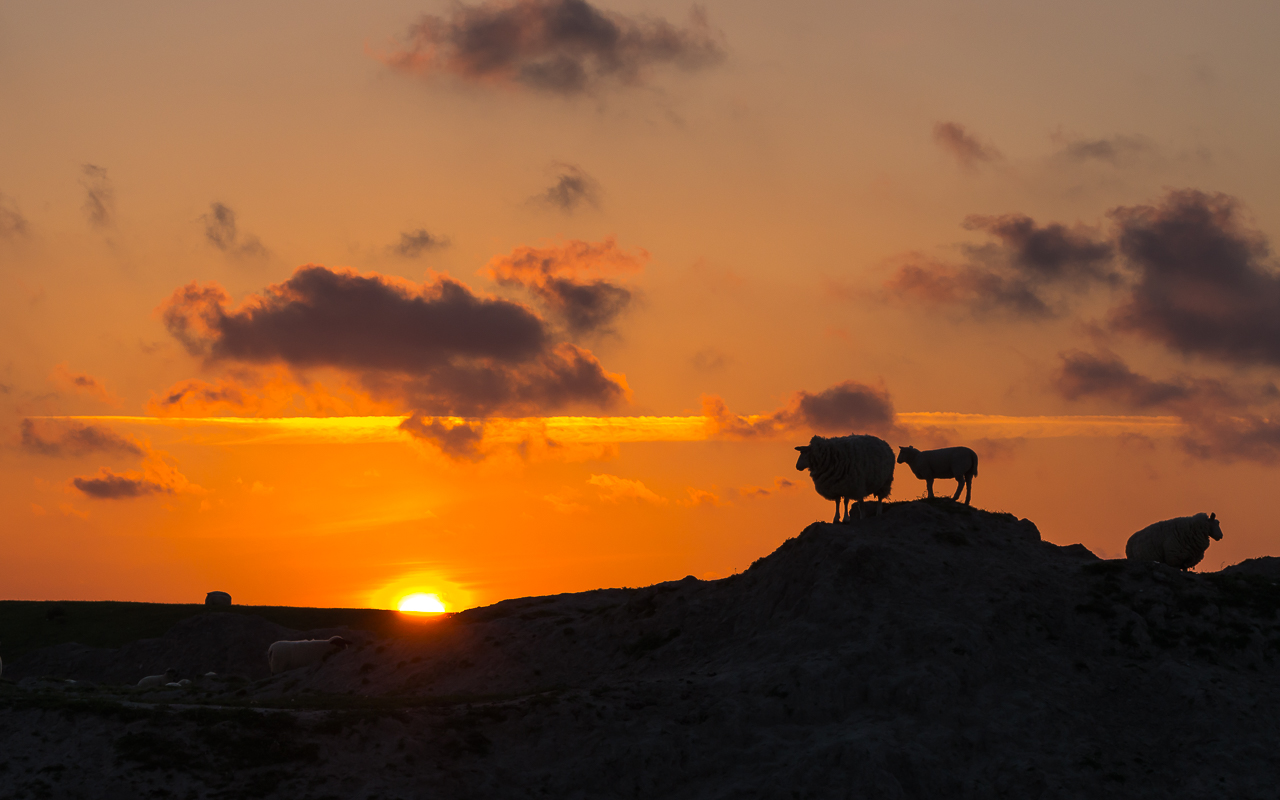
[3,499,1280,799]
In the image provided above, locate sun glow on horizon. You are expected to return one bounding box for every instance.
[398,592,447,614]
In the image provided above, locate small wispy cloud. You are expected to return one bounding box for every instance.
[80,164,115,228]
[201,202,267,258]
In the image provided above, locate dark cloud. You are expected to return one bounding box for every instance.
[1052,349,1280,463]
[963,214,1116,284]
[933,122,1001,169]
[1109,189,1280,368]
[20,419,143,458]
[703,380,899,439]
[1053,350,1236,410]
[690,347,730,372]
[793,381,897,433]
[392,229,448,258]
[884,258,1051,318]
[159,264,629,415]
[201,203,267,258]
[400,413,485,461]
[153,380,248,413]
[80,164,115,228]
[162,267,547,367]
[884,213,1114,319]
[383,0,725,95]
[536,164,600,212]
[73,470,174,499]
[1055,134,1154,165]
[484,238,643,334]
[0,194,28,239]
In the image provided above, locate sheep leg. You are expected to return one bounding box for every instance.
[926,477,935,499]
[963,475,972,506]
[833,500,841,524]
[951,479,963,502]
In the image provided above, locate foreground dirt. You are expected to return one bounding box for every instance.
[3,500,1280,799]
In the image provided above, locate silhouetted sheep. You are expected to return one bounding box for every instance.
[795,434,895,522]
[137,669,178,689]
[268,636,352,675]
[1125,512,1223,570]
[896,445,979,505]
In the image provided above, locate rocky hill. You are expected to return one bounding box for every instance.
[3,499,1279,799]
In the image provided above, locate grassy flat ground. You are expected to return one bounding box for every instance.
[0,601,414,661]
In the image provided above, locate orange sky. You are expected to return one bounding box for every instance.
[4,0,1280,610]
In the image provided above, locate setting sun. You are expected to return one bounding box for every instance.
[398,593,447,614]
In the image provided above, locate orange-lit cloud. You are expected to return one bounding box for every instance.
[484,237,645,334]
[71,450,199,500]
[380,0,725,95]
[680,487,726,507]
[51,363,122,406]
[588,473,667,504]
[148,366,399,418]
[20,418,142,457]
[737,476,798,499]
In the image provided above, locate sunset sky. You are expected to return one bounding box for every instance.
[5,0,1280,610]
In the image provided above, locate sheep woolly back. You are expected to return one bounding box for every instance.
[1125,512,1223,570]
[802,434,895,503]
[268,636,351,675]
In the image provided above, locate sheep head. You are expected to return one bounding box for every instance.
[794,445,810,471]
[1208,512,1223,541]
[897,446,918,464]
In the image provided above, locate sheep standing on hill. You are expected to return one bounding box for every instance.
[267,636,352,675]
[137,669,178,689]
[795,434,895,522]
[896,445,979,506]
[1125,512,1223,570]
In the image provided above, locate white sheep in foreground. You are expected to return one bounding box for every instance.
[795,434,895,522]
[1125,512,1223,570]
[137,669,178,689]
[896,445,979,505]
[267,636,352,675]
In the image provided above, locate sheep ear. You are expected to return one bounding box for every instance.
[1210,512,1216,520]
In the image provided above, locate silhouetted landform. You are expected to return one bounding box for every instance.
[3,499,1280,799]
[0,601,403,662]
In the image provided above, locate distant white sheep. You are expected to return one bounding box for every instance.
[1125,512,1223,570]
[137,669,178,689]
[896,445,979,505]
[267,636,352,675]
[795,434,895,522]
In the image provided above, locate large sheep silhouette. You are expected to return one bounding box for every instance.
[1125,512,1223,570]
[795,434,895,522]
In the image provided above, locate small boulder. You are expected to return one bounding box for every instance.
[205,591,232,607]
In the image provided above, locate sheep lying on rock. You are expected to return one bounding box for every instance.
[896,445,979,505]
[137,669,178,689]
[795,434,895,522]
[1125,512,1223,570]
[267,636,352,675]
